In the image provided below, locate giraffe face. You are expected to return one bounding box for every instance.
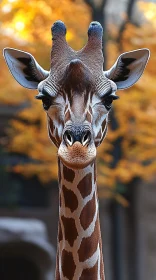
[3,21,150,169]
[37,59,118,169]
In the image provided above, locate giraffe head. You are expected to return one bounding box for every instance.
[3,21,149,169]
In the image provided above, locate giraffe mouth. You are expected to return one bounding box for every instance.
[58,141,96,169]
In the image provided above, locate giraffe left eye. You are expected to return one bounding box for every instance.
[103,96,113,110]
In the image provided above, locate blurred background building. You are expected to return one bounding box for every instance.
[0,0,156,279]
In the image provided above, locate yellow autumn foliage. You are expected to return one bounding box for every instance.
[0,0,156,193]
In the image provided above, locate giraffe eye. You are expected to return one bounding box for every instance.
[103,96,113,110]
[42,97,52,110]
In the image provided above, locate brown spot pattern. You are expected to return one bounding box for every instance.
[94,163,96,183]
[59,193,62,207]
[62,249,76,280]
[78,218,99,262]
[102,119,106,131]
[77,173,92,198]
[58,158,61,184]
[55,128,60,144]
[65,104,68,112]
[65,109,71,122]
[98,215,105,280]
[100,126,108,144]
[48,124,58,147]
[58,221,63,242]
[63,165,75,182]
[100,237,105,280]
[55,251,60,280]
[79,261,98,280]
[89,105,93,115]
[96,129,102,139]
[63,185,78,212]
[80,192,96,230]
[61,216,78,247]
[49,117,54,133]
[86,111,92,123]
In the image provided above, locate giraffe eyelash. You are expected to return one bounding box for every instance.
[101,94,119,103]
[35,91,52,100]
[35,92,55,103]
[102,90,119,100]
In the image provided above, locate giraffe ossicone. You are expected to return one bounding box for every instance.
[3,20,149,280]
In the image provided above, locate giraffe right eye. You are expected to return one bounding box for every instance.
[42,97,52,110]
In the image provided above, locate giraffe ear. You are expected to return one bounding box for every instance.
[104,49,150,90]
[3,48,49,89]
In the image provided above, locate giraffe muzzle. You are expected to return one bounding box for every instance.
[58,127,96,169]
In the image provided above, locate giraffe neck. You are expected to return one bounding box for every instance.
[55,159,105,280]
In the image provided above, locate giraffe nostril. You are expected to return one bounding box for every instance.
[63,129,92,147]
[64,131,73,146]
[81,131,91,146]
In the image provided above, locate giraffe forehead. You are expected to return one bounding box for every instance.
[38,57,113,102]
[60,59,94,92]
[46,57,111,95]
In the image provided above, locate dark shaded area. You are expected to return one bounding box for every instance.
[0,103,55,209]
[0,162,53,208]
[0,256,39,280]
[111,201,125,280]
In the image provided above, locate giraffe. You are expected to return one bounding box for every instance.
[3,21,149,280]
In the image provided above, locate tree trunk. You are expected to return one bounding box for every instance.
[117,0,137,51]
[126,178,144,280]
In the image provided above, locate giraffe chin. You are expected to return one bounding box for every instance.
[58,141,96,170]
